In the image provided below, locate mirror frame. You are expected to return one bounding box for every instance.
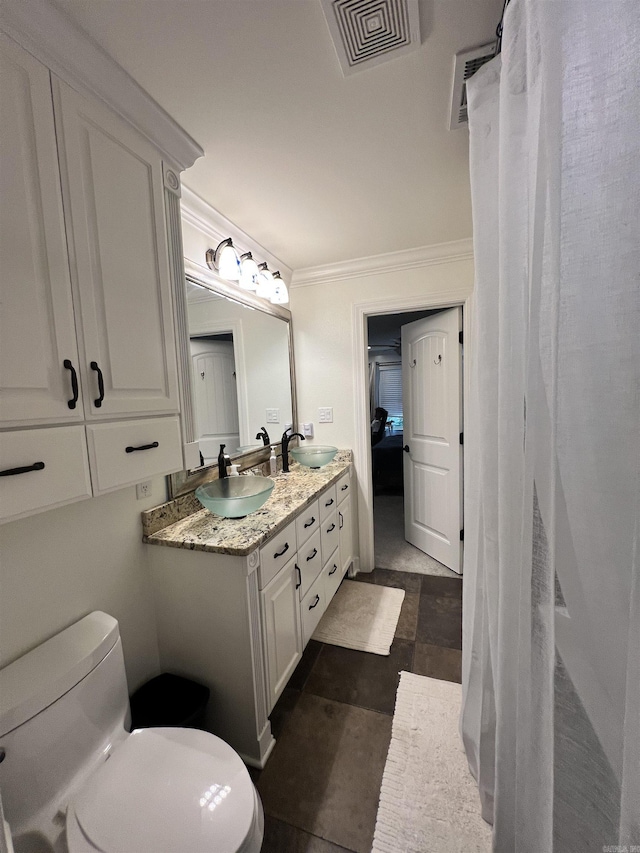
[168,259,298,498]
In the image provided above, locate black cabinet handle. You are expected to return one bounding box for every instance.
[306,547,317,562]
[126,441,159,454]
[90,361,105,408]
[339,511,344,529]
[309,594,320,610]
[324,498,334,507]
[329,564,338,576]
[304,517,316,528]
[403,445,410,453]
[341,484,348,491]
[0,461,45,477]
[326,523,336,533]
[295,564,301,589]
[274,542,290,559]
[63,359,79,409]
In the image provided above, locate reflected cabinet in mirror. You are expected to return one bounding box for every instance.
[169,259,296,497]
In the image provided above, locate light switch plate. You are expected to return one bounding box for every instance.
[318,407,333,423]
[266,408,280,423]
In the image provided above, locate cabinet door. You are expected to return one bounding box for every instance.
[52,79,179,419]
[0,35,82,427]
[261,557,302,712]
[338,496,353,576]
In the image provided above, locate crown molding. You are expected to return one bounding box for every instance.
[1,0,203,171]
[291,238,474,287]
[181,185,293,283]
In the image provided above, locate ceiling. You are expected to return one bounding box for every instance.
[50,0,502,271]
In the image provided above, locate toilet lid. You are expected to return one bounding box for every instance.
[69,727,256,853]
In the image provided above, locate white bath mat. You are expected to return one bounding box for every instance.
[372,671,492,853]
[311,580,404,656]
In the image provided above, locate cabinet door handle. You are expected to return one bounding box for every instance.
[125,441,159,453]
[304,516,316,528]
[295,564,301,589]
[306,547,317,562]
[339,511,344,529]
[329,564,338,576]
[90,361,105,408]
[324,498,334,507]
[309,594,320,610]
[63,359,79,409]
[326,523,336,533]
[0,461,45,477]
[341,484,348,491]
[274,542,290,559]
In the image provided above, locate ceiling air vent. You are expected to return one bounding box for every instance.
[321,0,421,76]
[449,43,496,130]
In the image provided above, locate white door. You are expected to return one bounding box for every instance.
[402,308,462,573]
[190,340,239,463]
[261,558,302,712]
[0,35,83,427]
[52,79,179,419]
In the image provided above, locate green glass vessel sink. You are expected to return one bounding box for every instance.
[195,476,275,518]
[290,445,338,469]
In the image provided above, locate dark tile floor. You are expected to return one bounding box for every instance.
[253,569,463,853]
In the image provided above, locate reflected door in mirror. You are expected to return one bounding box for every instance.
[191,337,239,465]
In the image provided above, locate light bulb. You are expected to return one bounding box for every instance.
[217,241,240,280]
[239,252,259,290]
[270,272,289,305]
[256,264,275,299]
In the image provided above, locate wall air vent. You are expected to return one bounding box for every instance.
[449,43,496,130]
[321,0,421,76]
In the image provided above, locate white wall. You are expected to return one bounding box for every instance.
[0,478,164,691]
[290,252,474,570]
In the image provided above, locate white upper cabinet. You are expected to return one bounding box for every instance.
[0,34,83,427]
[52,79,180,419]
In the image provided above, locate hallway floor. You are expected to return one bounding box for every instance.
[253,569,463,852]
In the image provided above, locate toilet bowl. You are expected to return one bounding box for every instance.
[0,612,263,853]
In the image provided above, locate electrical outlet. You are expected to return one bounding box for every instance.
[266,408,279,423]
[303,422,314,438]
[136,481,152,500]
[318,407,333,423]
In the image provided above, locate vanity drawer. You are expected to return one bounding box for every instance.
[336,471,351,504]
[301,571,326,647]
[322,547,343,605]
[297,529,322,599]
[296,499,319,546]
[86,416,182,495]
[259,519,297,589]
[319,485,337,522]
[320,510,340,565]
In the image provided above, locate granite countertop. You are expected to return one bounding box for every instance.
[143,452,351,557]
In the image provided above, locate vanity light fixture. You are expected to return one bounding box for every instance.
[255,263,276,300]
[239,252,259,290]
[205,238,240,281]
[270,271,289,305]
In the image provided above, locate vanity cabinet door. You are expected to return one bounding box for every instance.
[0,36,82,428]
[261,556,302,712]
[339,495,353,576]
[52,78,180,420]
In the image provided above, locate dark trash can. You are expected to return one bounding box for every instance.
[129,673,210,730]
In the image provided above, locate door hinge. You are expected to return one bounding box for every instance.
[459,330,464,345]
[460,529,464,541]
[459,432,464,445]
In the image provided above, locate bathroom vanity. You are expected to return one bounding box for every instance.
[143,454,354,767]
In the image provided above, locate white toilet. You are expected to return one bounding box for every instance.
[0,611,264,853]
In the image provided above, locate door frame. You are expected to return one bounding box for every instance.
[352,289,473,574]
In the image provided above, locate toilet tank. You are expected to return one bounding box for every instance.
[0,612,131,837]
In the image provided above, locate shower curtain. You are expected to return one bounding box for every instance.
[462,1,639,850]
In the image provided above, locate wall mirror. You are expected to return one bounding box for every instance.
[168,259,296,497]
